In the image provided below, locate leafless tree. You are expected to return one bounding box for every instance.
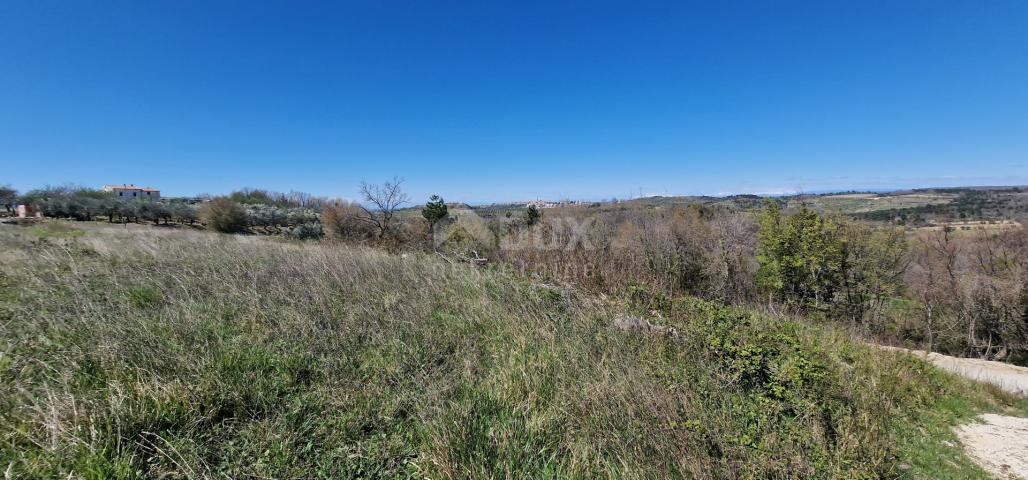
[906,227,1028,362]
[286,190,329,209]
[908,234,949,351]
[357,177,410,239]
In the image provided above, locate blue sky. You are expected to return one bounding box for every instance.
[2,1,1026,203]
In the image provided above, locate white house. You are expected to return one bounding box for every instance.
[103,184,160,200]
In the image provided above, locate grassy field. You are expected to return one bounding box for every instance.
[1,222,1024,478]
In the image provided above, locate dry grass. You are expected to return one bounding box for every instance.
[0,222,1019,478]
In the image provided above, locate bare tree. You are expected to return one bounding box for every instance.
[287,190,322,208]
[357,177,410,239]
[909,234,949,351]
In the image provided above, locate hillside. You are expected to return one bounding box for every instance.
[1,222,1026,478]
[462,186,1028,227]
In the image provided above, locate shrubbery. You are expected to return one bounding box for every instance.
[199,197,248,233]
[282,222,323,240]
[15,182,1027,365]
[321,200,373,242]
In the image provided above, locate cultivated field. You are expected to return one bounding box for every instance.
[805,192,957,214]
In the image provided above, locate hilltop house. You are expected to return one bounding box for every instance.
[103,184,160,200]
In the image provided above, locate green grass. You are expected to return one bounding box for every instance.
[891,366,1028,479]
[0,223,1023,478]
[28,221,86,238]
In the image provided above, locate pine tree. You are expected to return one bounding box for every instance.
[422,195,448,228]
[526,204,541,226]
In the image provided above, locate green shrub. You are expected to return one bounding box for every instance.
[283,222,323,240]
[199,198,248,233]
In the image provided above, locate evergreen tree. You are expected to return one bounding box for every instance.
[422,195,448,228]
[526,204,541,226]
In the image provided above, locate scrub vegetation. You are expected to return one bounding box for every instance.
[1,222,1025,479]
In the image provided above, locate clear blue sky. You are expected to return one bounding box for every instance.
[2,1,1026,203]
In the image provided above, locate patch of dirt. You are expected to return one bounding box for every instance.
[955,414,1028,479]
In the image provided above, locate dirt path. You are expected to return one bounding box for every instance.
[880,346,1028,478]
[955,414,1028,479]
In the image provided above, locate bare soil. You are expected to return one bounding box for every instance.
[955,414,1028,479]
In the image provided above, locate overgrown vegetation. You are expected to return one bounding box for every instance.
[9,184,1028,365]
[2,223,1023,478]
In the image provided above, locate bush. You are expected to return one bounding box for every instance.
[283,222,323,240]
[199,198,248,233]
[321,201,373,242]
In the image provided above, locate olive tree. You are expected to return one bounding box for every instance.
[0,185,17,214]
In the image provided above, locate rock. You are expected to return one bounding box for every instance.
[614,316,681,340]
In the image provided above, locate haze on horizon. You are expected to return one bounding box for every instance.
[2,1,1026,202]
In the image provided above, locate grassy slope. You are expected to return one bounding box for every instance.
[0,222,1024,479]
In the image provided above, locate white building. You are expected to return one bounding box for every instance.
[103,184,160,200]
[525,200,558,209]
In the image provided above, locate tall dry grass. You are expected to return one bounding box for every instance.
[0,222,1017,478]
